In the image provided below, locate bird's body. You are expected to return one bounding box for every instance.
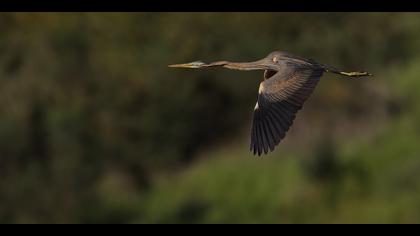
[169,51,372,156]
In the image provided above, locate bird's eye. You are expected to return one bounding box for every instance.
[272,56,278,63]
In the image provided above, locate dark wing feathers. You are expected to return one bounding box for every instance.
[250,65,324,156]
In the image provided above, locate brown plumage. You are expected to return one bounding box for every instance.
[169,51,372,156]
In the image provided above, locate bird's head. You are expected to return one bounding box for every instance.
[168,52,284,71]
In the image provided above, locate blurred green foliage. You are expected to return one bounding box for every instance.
[1,13,420,223]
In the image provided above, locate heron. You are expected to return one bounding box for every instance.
[169,51,372,156]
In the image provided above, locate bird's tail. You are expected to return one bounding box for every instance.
[321,64,373,77]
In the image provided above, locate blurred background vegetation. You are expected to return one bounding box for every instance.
[1,12,420,223]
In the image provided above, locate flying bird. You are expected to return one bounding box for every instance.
[169,51,372,156]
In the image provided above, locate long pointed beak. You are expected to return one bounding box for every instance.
[169,59,270,71]
[168,61,207,68]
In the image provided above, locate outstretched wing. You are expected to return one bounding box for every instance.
[251,65,324,156]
